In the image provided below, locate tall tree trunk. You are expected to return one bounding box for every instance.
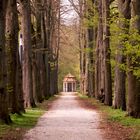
[87,0,98,97]
[20,0,36,107]
[79,0,88,95]
[0,0,11,123]
[41,9,49,98]
[6,0,24,114]
[49,0,60,95]
[127,0,140,118]
[87,27,95,97]
[102,0,112,106]
[114,0,131,110]
[31,22,44,103]
[95,0,103,99]
[54,1,61,94]
[34,0,45,102]
[16,53,25,112]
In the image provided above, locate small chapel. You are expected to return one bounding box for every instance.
[63,73,77,92]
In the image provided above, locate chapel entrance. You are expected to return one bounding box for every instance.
[68,83,72,92]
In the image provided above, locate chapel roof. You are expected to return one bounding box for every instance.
[63,73,76,82]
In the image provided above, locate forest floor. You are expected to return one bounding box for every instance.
[0,92,137,140]
[23,92,133,140]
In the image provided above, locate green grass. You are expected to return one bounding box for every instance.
[102,107,140,126]
[0,107,45,139]
[78,93,89,99]
[11,108,45,128]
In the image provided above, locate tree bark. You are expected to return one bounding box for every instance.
[114,0,131,110]
[87,27,95,97]
[102,0,112,106]
[95,0,103,99]
[0,0,11,123]
[6,0,24,114]
[79,0,88,95]
[20,0,36,107]
[41,8,49,98]
[127,0,140,118]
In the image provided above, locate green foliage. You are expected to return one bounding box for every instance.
[124,30,140,78]
[78,93,89,99]
[110,2,140,78]
[83,47,94,54]
[102,107,140,126]
[84,0,98,28]
[11,108,44,128]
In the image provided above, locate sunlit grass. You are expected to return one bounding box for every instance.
[77,93,89,99]
[11,108,45,128]
[103,108,140,126]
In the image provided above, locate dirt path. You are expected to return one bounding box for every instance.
[23,92,104,140]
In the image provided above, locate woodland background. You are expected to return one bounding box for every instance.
[0,0,140,125]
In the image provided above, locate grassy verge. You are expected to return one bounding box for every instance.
[78,93,140,140]
[0,95,59,140]
[0,108,45,139]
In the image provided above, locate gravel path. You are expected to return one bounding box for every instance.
[23,92,103,140]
